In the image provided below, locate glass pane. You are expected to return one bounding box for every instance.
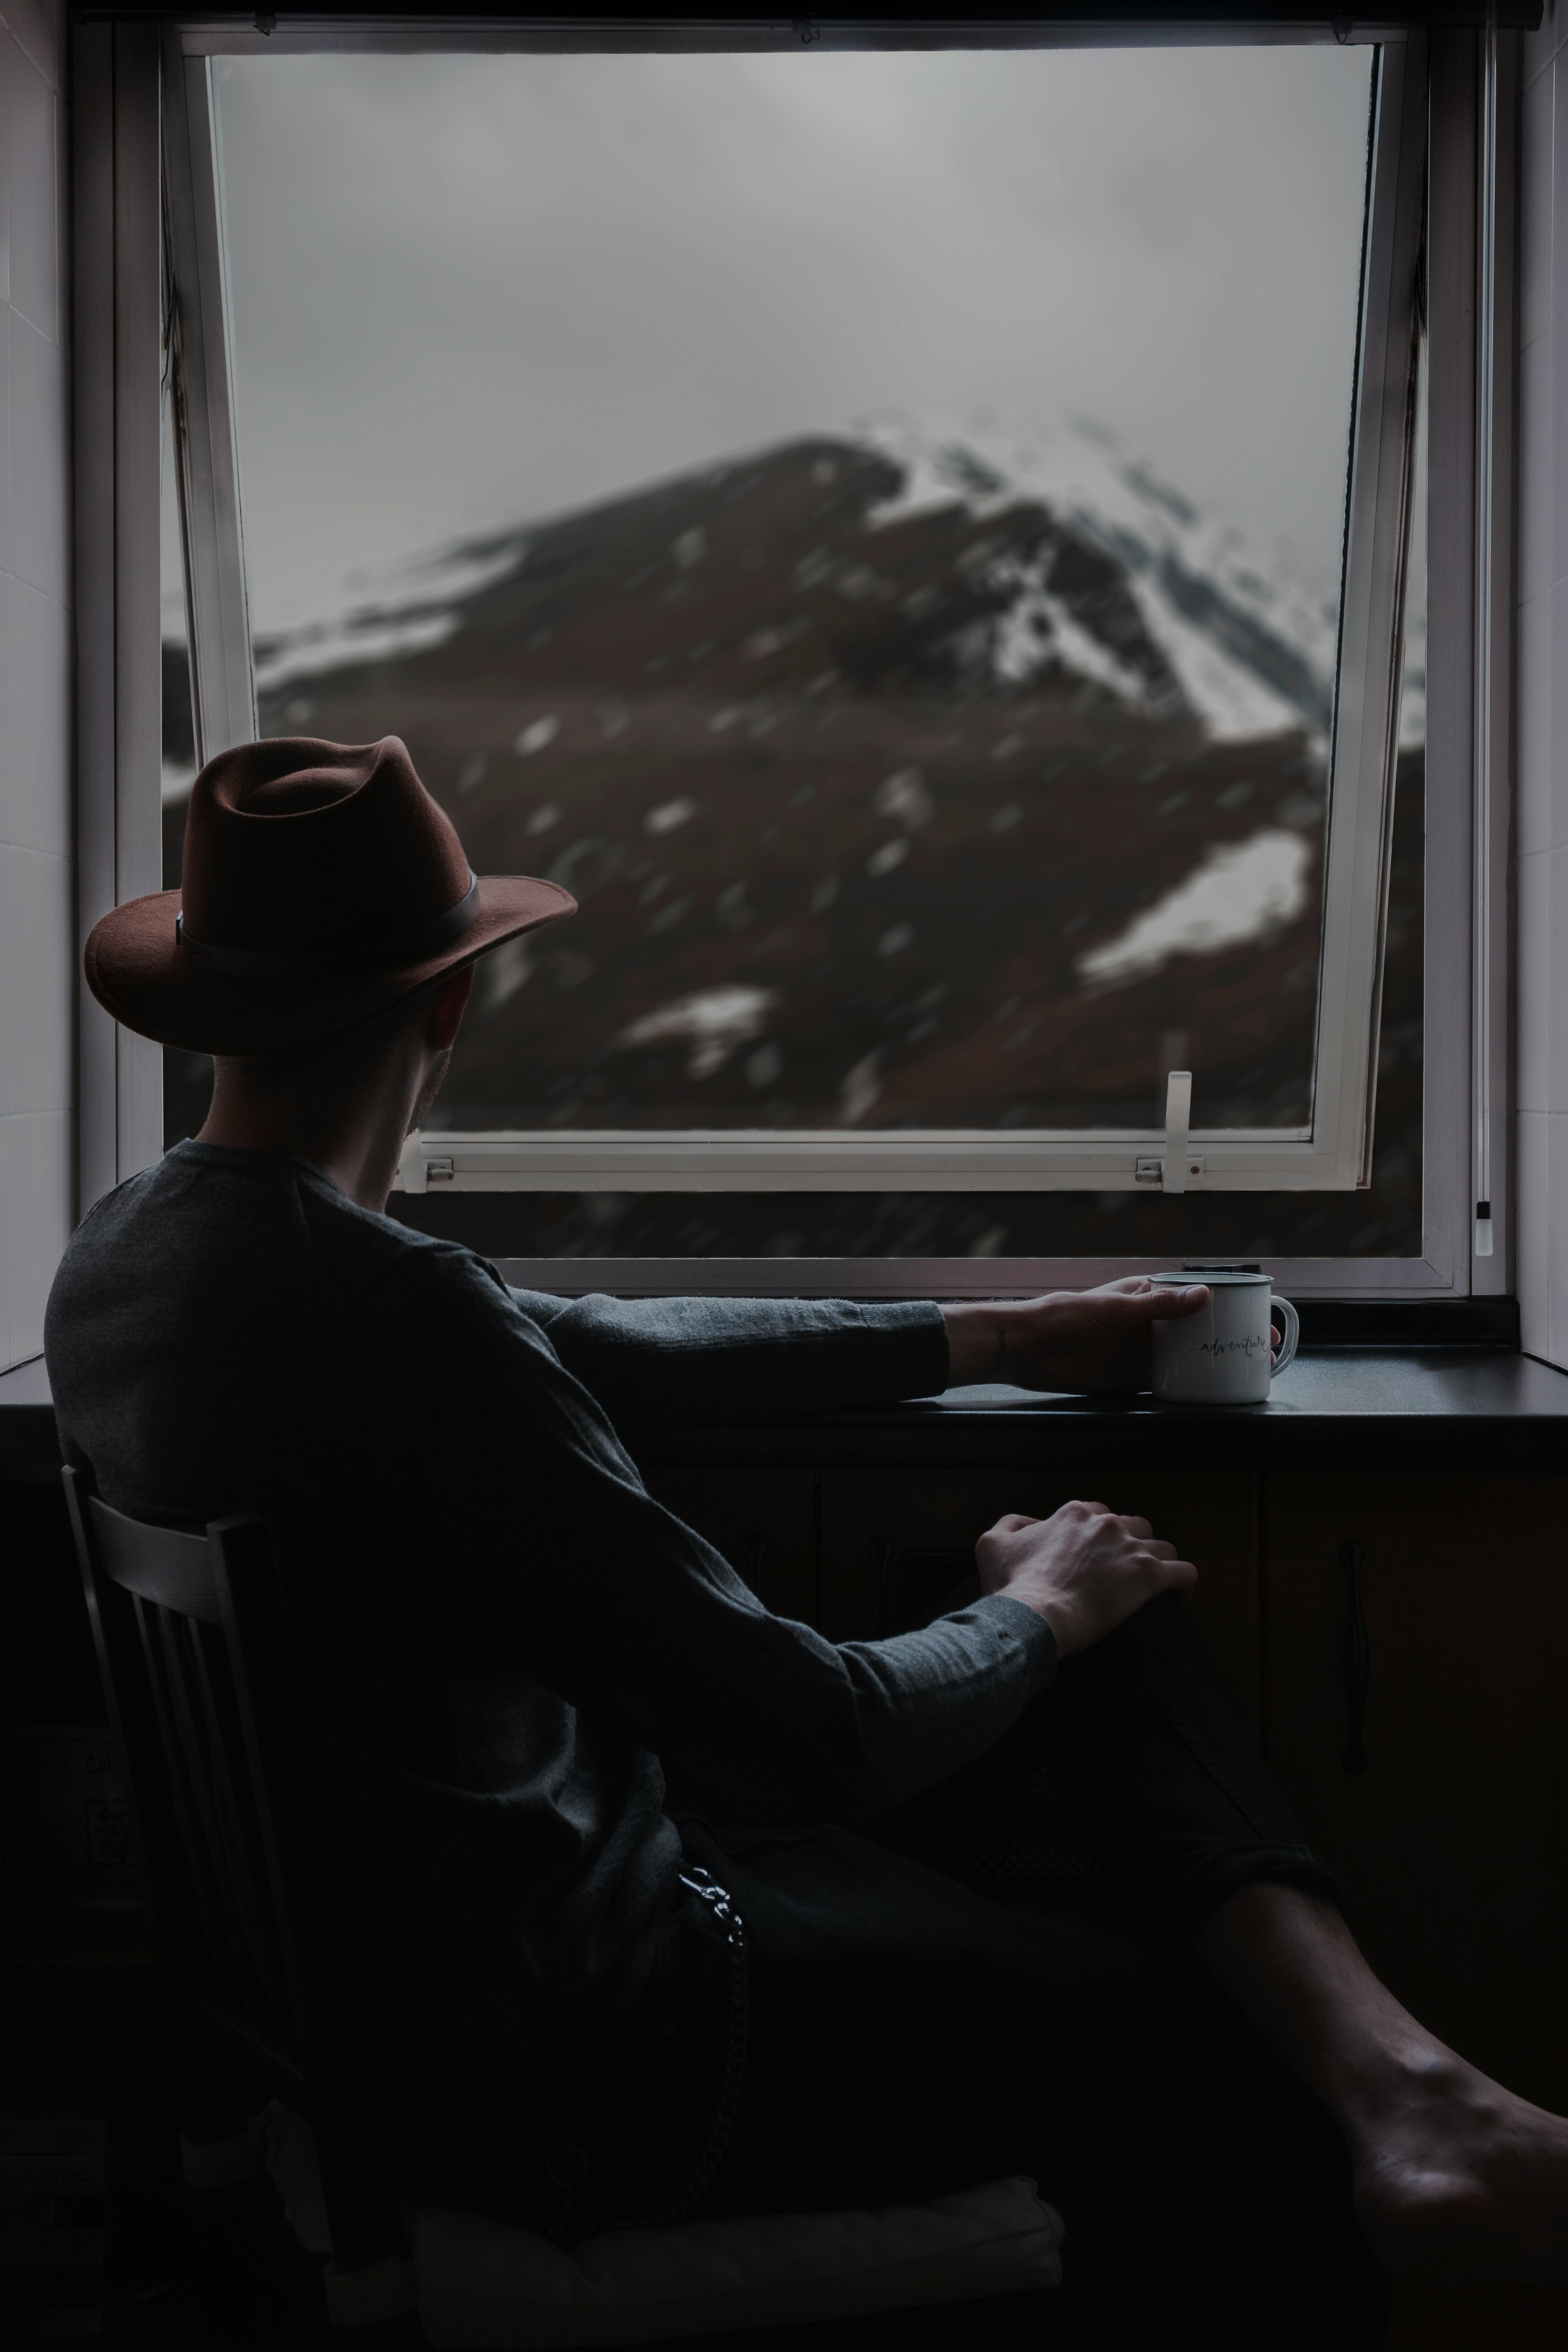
[389,330,1427,1262]
[186,42,1375,1138]
[386,327,1427,1262]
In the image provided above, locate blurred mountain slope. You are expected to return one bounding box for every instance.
[164,422,1344,1139]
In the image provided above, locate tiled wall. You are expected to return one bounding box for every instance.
[0,0,69,1371]
[1519,2,1568,1364]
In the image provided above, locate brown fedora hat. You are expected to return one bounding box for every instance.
[84,735,576,1056]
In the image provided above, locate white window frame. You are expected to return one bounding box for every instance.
[77,15,1514,1302]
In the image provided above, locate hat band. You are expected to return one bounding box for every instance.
[175,871,480,981]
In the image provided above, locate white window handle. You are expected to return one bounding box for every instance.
[397,1130,427,1195]
[1162,1070,1192,1197]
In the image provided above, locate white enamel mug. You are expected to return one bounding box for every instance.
[1148,1269,1299,1405]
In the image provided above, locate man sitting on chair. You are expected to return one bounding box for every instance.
[46,737,1568,2343]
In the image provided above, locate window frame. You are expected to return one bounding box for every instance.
[79,15,1514,1302]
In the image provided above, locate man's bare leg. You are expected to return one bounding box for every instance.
[971,1509,1568,2282]
[1197,1883,1568,2285]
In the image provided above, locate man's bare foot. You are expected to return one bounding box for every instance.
[1348,2048,1568,2286]
[1197,1887,1568,2288]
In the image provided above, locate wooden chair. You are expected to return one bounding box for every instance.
[63,1466,423,2335]
[63,1467,1063,2348]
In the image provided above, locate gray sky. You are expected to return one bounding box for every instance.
[205,41,1374,639]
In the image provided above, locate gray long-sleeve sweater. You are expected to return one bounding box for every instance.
[44,1143,1057,2176]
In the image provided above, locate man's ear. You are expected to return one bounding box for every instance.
[428,962,475,1051]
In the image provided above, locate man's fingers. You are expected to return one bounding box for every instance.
[988,1512,1040,1536]
[1144,1283,1210,1320]
[1086,1281,1210,1322]
[1137,1550,1198,1594]
[1115,1513,1154,1541]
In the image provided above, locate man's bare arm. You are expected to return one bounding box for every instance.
[942,1275,1210,1395]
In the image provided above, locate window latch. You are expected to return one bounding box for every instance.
[396,1134,455,1190]
[1134,1071,1200,1191]
[397,1131,426,1195]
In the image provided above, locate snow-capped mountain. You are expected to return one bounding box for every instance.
[248,413,1348,750]
[163,419,1422,1158]
[852,412,1340,743]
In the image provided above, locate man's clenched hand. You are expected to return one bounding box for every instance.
[942,1277,1210,1395]
[977,1500,1197,1657]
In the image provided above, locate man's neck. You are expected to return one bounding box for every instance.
[196,1077,413,1212]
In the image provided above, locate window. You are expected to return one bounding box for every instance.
[146,18,1504,1296]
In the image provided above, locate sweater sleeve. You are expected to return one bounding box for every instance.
[380,1253,1054,1826]
[506,1286,952,1430]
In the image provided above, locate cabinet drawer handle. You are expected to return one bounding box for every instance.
[1339,1538,1370,1775]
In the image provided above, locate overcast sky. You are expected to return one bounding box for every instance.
[199,40,1375,640]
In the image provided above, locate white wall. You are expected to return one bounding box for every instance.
[0,0,70,1372]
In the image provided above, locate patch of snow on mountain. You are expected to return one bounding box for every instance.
[1077,827,1313,988]
[253,538,525,689]
[999,582,1153,708]
[856,423,1020,532]
[254,609,461,690]
[1123,576,1304,742]
[855,411,1336,745]
[618,984,781,1079]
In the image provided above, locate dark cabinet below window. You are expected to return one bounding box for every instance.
[1261,1472,1568,2121]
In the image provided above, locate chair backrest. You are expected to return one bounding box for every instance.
[64,1467,416,2285]
[62,1467,318,2103]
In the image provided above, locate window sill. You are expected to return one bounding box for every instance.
[7,1334,1566,1478]
[632,1348,1568,1475]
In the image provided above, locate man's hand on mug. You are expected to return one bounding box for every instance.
[976,1499,1197,1656]
[942,1277,1211,1396]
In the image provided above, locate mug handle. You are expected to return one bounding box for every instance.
[1270,1294,1300,1378]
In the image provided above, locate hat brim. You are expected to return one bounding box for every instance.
[84,875,578,1057]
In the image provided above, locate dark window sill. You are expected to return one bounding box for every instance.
[7,1301,1559,1480]
[634,1348,1568,1475]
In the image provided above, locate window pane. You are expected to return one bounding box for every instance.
[192,42,1375,1138]
[388,329,1427,1264]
